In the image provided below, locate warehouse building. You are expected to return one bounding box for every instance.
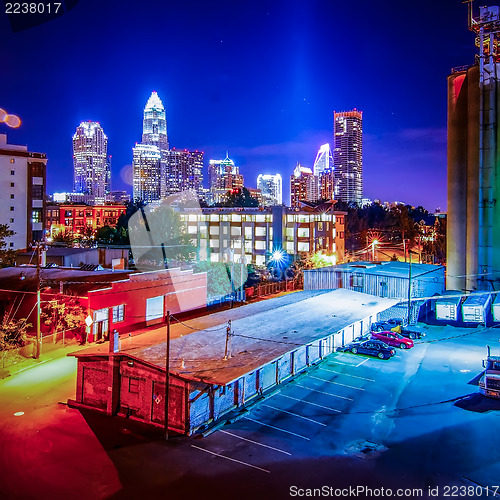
[68,289,398,435]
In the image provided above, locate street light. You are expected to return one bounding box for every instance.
[371,240,379,261]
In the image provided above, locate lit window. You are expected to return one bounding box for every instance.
[10,159,15,164]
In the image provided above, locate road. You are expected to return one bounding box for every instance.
[1,325,500,499]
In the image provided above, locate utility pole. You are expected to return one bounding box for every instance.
[35,243,41,359]
[165,310,171,440]
[224,320,232,360]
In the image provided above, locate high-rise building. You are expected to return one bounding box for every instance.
[333,110,363,204]
[133,92,169,202]
[73,121,108,204]
[447,4,500,291]
[208,154,244,204]
[141,91,169,151]
[313,143,336,201]
[132,144,162,203]
[0,134,46,249]
[165,148,204,197]
[257,174,282,206]
[290,164,318,208]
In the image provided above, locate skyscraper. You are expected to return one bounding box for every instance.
[333,110,363,204]
[313,143,335,201]
[133,92,169,202]
[290,164,317,208]
[257,173,282,206]
[165,148,204,198]
[208,154,244,204]
[73,121,108,204]
[132,144,161,203]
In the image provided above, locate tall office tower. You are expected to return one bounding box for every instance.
[313,143,336,200]
[133,91,169,201]
[0,134,46,249]
[73,121,108,204]
[208,154,244,204]
[105,155,112,194]
[290,164,318,208]
[447,4,500,291]
[132,144,162,203]
[164,149,204,198]
[333,109,363,204]
[257,174,282,206]
[141,91,169,151]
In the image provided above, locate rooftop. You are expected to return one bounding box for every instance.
[72,289,398,386]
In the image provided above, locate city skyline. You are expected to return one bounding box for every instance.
[1,1,477,210]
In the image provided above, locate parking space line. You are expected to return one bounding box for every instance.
[219,430,291,455]
[319,367,375,382]
[191,445,270,473]
[295,383,354,401]
[243,417,310,440]
[356,358,369,367]
[262,404,327,426]
[276,394,341,413]
[308,375,364,391]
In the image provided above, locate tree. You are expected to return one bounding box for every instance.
[40,296,86,342]
[0,317,30,351]
[222,188,259,208]
[96,225,116,244]
[0,224,16,268]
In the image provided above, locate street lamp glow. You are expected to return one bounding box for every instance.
[271,249,285,263]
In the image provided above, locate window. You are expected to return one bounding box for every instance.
[112,304,124,323]
[10,207,14,212]
[32,210,42,223]
[10,194,14,199]
[318,222,324,231]
[146,296,164,321]
[10,170,15,175]
[297,242,309,252]
[10,183,14,188]
[255,240,266,250]
[350,273,363,288]
[255,226,266,237]
[9,242,14,247]
[129,377,139,394]
[244,226,253,239]
[210,226,219,235]
[10,159,15,164]
[297,228,309,238]
[9,218,14,223]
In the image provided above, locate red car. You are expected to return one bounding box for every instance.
[371,331,414,349]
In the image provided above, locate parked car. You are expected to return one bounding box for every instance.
[371,320,426,339]
[371,331,414,349]
[337,339,395,360]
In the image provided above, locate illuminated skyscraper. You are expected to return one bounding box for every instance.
[133,92,169,201]
[313,143,335,201]
[257,173,282,206]
[73,121,108,204]
[132,144,161,203]
[208,154,244,204]
[333,110,363,204]
[165,148,204,197]
[290,164,318,208]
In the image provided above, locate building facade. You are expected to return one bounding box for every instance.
[0,134,46,249]
[179,205,345,267]
[73,121,109,205]
[334,110,363,204]
[165,148,204,197]
[257,173,282,206]
[133,144,162,203]
[46,203,126,237]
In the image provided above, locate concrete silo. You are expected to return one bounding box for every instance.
[447,3,500,291]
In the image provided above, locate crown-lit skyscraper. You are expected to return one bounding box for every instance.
[333,110,363,204]
[208,154,244,204]
[133,92,169,202]
[73,121,108,204]
[313,143,335,201]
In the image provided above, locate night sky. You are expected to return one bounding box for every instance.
[0,0,478,210]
